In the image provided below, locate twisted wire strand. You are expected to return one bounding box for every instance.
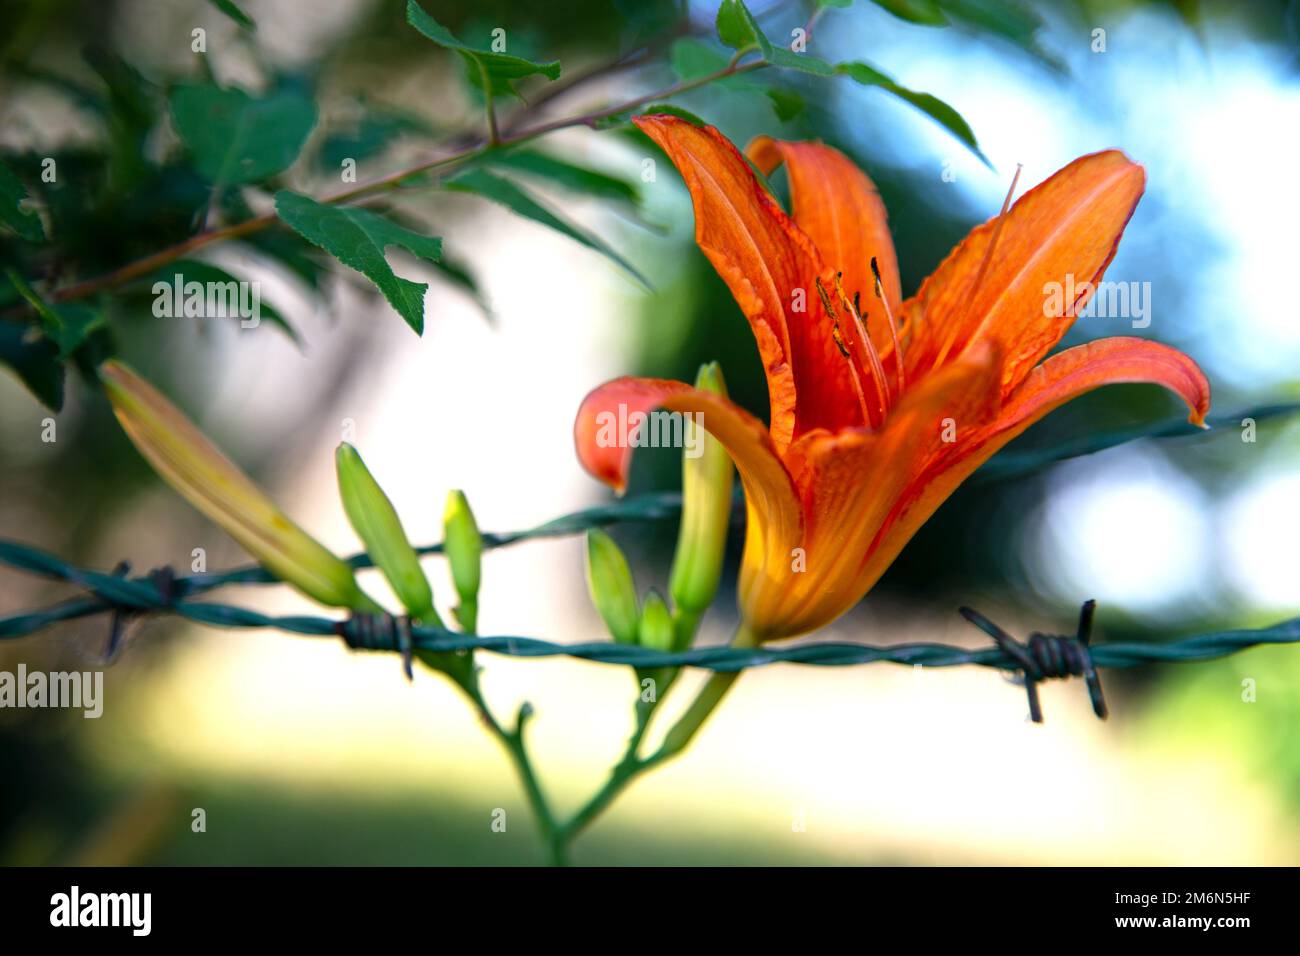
[2,536,1298,674]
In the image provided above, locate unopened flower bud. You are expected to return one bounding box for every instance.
[638,590,674,652]
[335,442,439,622]
[585,529,639,644]
[668,362,735,617]
[101,360,372,610]
[443,489,482,633]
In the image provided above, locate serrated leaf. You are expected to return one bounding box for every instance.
[0,160,44,241]
[275,191,442,335]
[207,0,256,29]
[444,169,651,291]
[406,1,560,99]
[836,62,990,167]
[148,260,300,345]
[716,0,772,57]
[170,84,317,185]
[870,0,949,24]
[0,322,63,411]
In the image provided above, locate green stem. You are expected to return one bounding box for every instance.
[453,673,567,865]
[553,623,758,855]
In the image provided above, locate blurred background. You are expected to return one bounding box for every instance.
[1,0,1298,865]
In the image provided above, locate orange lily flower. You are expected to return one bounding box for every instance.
[575,115,1210,642]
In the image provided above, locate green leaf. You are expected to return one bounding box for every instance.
[0,160,44,242]
[5,270,105,358]
[406,1,560,99]
[317,106,438,171]
[207,0,256,29]
[765,47,836,76]
[84,46,157,189]
[765,87,806,121]
[0,322,64,411]
[716,0,772,57]
[869,0,949,25]
[836,62,990,167]
[937,0,1059,70]
[445,169,651,290]
[669,40,812,122]
[147,260,300,344]
[940,0,1039,47]
[486,150,641,213]
[670,37,732,81]
[170,84,317,185]
[274,190,442,335]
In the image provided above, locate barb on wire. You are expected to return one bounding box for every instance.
[960,601,1107,723]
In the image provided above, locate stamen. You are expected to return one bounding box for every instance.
[835,271,890,421]
[871,256,906,394]
[816,275,876,427]
[932,163,1023,369]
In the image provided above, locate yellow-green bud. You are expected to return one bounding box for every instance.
[335,442,439,623]
[668,362,735,616]
[101,360,373,611]
[638,590,674,652]
[585,530,639,644]
[443,489,482,633]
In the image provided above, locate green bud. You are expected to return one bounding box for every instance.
[335,443,440,623]
[668,362,735,617]
[585,530,639,644]
[102,360,375,612]
[443,489,482,633]
[638,590,674,652]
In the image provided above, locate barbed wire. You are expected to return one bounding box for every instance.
[1,528,1298,672]
[1,406,1298,707]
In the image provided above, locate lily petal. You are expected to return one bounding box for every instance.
[574,375,803,596]
[858,337,1210,600]
[750,343,1002,638]
[747,136,902,322]
[635,115,863,449]
[904,150,1145,396]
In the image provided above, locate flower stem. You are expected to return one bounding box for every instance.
[552,623,758,856]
